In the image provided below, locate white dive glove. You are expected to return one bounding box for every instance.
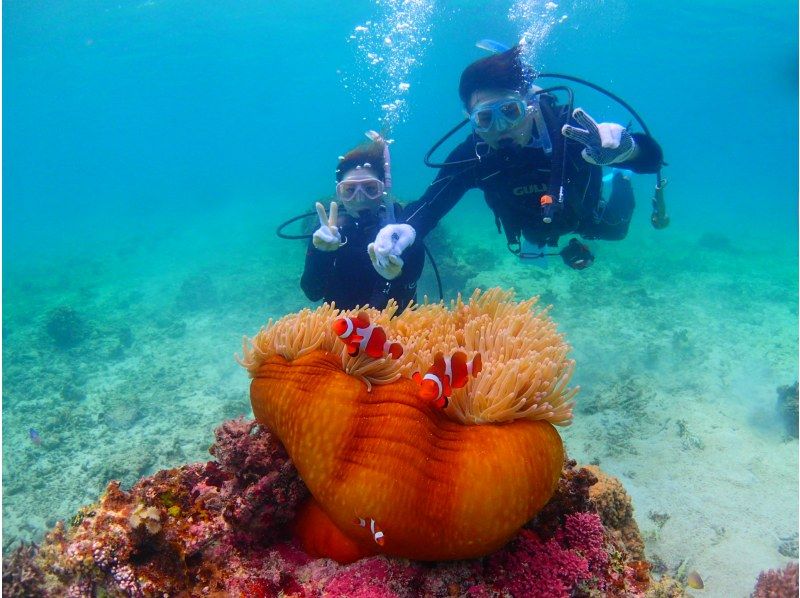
[561,108,636,166]
[367,223,416,280]
[312,201,343,251]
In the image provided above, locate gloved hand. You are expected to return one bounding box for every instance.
[561,108,636,166]
[368,244,404,280]
[367,223,416,280]
[312,201,343,251]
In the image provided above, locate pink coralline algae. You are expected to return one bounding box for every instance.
[751,561,799,598]
[482,512,630,598]
[3,418,671,597]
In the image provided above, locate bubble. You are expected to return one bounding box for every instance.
[339,0,434,130]
[509,0,575,71]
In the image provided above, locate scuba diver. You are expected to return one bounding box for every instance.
[367,42,667,276]
[300,132,424,313]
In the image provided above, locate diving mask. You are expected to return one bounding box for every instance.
[469,97,527,133]
[336,177,385,202]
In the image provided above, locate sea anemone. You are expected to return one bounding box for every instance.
[240,287,577,425]
[240,288,578,562]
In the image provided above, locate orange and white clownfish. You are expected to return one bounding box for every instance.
[353,516,385,546]
[332,312,403,360]
[412,351,482,409]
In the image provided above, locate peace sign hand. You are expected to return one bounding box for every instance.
[312,201,343,251]
[561,108,636,166]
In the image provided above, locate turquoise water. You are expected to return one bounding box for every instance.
[3,1,798,594]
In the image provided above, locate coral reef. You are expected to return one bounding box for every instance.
[2,418,678,598]
[751,561,799,598]
[44,305,90,349]
[776,381,798,438]
[1,543,43,596]
[528,459,598,539]
[3,418,306,597]
[584,465,646,560]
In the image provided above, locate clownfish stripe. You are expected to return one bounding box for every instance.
[423,373,443,398]
[339,318,354,339]
[355,516,385,545]
[356,325,374,351]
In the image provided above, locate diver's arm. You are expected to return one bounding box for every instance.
[300,238,335,301]
[561,108,664,174]
[400,141,478,241]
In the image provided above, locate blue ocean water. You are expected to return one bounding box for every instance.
[3,0,798,594]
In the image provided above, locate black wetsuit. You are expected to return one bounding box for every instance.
[401,95,663,252]
[301,205,424,312]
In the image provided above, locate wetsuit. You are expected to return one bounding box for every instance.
[401,95,663,252]
[301,205,424,312]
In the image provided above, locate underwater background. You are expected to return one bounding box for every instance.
[3,0,797,595]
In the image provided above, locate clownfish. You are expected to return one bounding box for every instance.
[332,312,403,360]
[412,351,482,409]
[353,516,385,546]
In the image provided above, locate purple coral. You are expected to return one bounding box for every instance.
[209,417,309,542]
[2,418,652,597]
[91,540,144,597]
[752,562,799,598]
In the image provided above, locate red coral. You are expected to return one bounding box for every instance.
[752,562,799,598]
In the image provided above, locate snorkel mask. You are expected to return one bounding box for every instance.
[468,91,552,154]
[469,97,527,133]
[335,131,395,222]
[336,176,385,202]
[336,169,385,218]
